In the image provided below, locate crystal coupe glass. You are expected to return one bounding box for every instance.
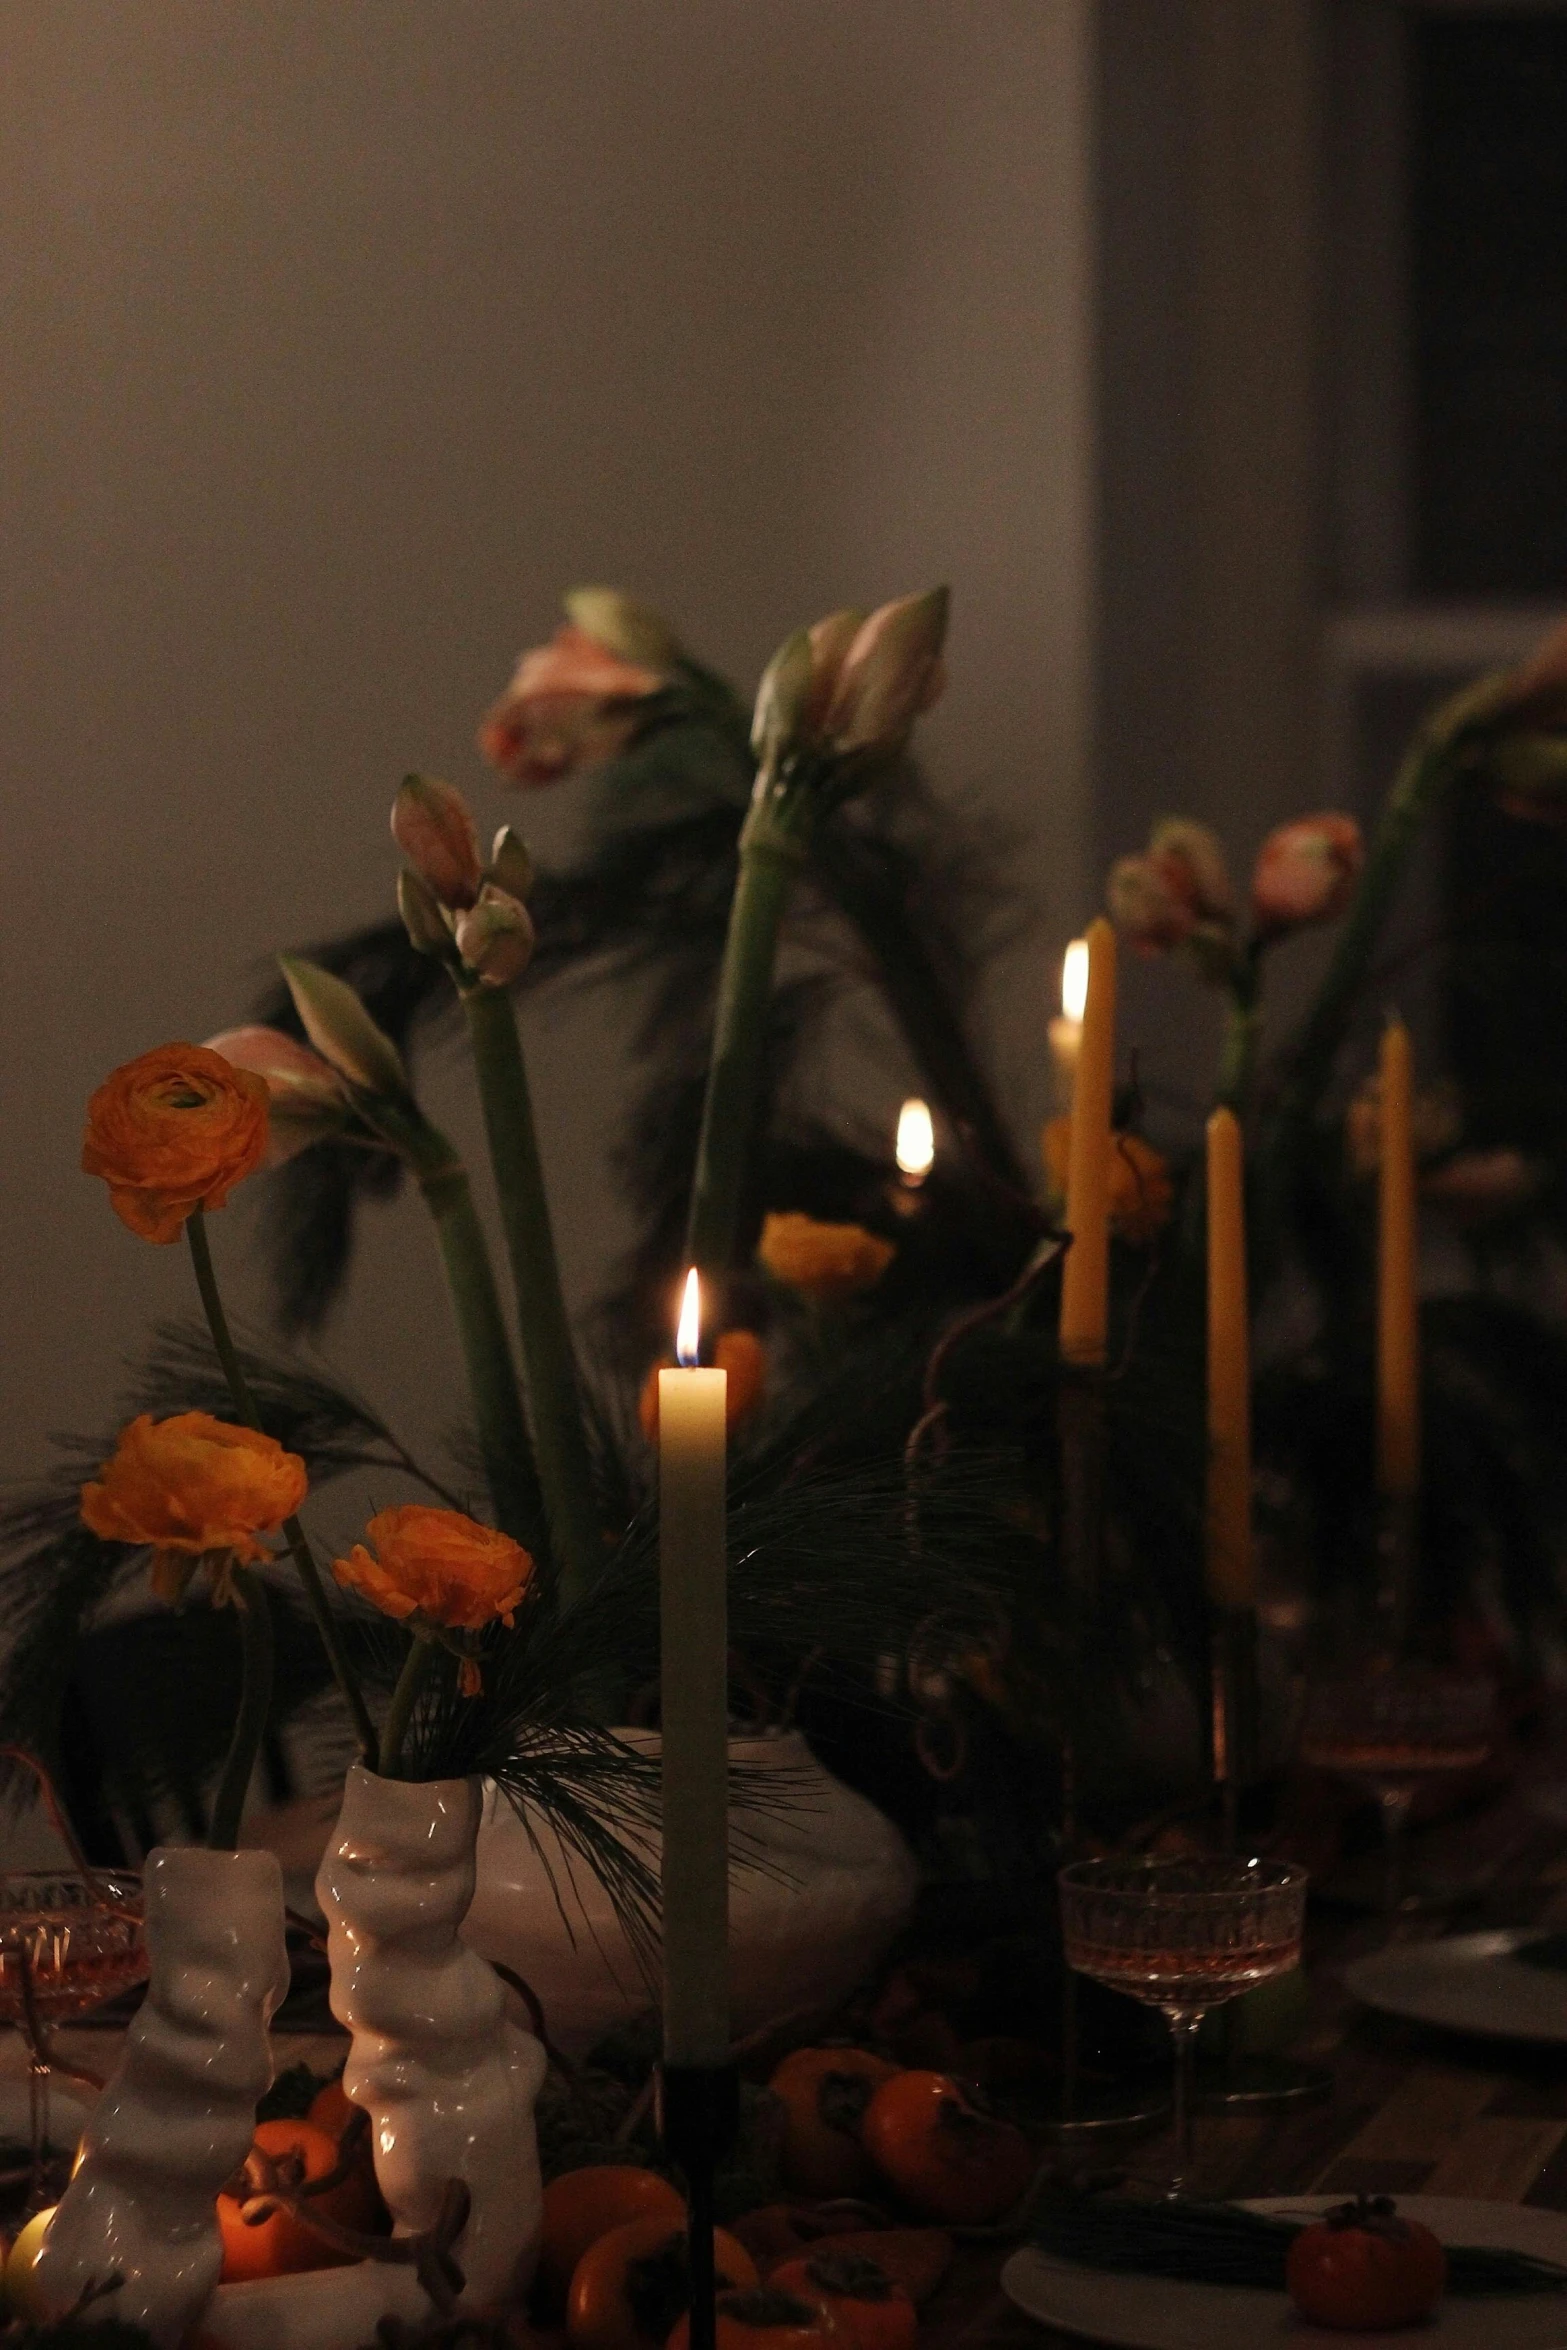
[0,1870,146,2208]
[1300,1670,1492,1924]
[1059,1854,1306,2192]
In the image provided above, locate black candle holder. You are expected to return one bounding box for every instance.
[1044,1366,1166,2143]
[1203,1602,1331,2117]
[657,2062,741,2350]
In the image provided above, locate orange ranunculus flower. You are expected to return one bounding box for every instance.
[332,1505,534,1631]
[83,1043,270,1243]
[638,1328,767,1442]
[757,1211,896,1302]
[81,1412,308,1604]
[1041,1117,1174,1246]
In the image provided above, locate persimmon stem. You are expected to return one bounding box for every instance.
[185,1209,377,1763]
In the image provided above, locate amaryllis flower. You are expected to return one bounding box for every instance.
[205,1026,348,1165]
[1107,819,1233,958]
[1251,813,1363,937]
[478,623,664,787]
[391,775,483,910]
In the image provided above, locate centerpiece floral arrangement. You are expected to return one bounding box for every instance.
[2,570,1567,2348]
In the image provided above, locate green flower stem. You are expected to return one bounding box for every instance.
[459,984,601,1613]
[685,780,815,1282]
[377,1634,436,1779]
[1272,731,1452,1139]
[185,1210,378,1763]
[1215,956,1263,1114]
[380,1107,544,1546]
[206,1565,274,1851]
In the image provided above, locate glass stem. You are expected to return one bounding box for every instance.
[1166,2009,1205,2194]
[1379,1785,1415,1928]
[27,2055,49,2211]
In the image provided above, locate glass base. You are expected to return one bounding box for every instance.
[1038,2073,1169,2142]
[1197,2055,1334,2113]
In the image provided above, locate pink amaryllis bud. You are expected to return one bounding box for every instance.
[821,587,949,756]
[453,884,536,988]
[1107,819,1234,955]
[391,775,483,910]
[1149,818,1233,923]
[204,1026,347,1165]
[1251,812,1363,937]
[1107,854,1196,952]
[478,622,664,787]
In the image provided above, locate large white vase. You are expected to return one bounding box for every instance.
[463,1729,918,2057]
[33,1846,290,2348]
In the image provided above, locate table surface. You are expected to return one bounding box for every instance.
[9,1778,1567,2348]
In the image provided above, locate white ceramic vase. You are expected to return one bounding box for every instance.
[464,1729,918,2057]
[205,1766,547,2350]
[33,1845,290,2348]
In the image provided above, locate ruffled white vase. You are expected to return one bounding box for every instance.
[203,1766,547,2350]
[33,1846,290,2348]
[464,1729,918,2057]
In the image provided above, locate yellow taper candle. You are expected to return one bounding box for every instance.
[1059,916,1118,1365]
[1205,1106,1254,1606]
[1377,1016,1420,1498]
[658,1269,730,2068]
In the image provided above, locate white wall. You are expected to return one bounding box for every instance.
[0,3,1095,1508]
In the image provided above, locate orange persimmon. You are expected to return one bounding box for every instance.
[771,2254,917,2350]
[668,2288,845,2350]
[861,2070,1033,2226]
[768,2048,900,2198]
[566,2215,759,2350]
[217,2117,377,2282]
[538,2166,685,2307]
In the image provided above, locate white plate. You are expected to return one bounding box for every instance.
[0,2077,91,2156]
[1001,2196,1567,2349]
[1344,1932,1567,2043]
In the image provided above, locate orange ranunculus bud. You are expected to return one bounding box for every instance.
[204,1027,347,1166]
[478,622,664,787]
[821,588,949,757]
[1042,1117,1173,1246]
[1251,812,1363,937]
[638,1328,767,1441]
[391,775,484,911]
[452,883,536,987]
[757,1211,896,1302]
[332,1504,534,1631]
[82,1043,270,1243]
[81,1412,308,1604]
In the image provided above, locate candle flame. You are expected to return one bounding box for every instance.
[676,1267,701,1368]
[1061,937,1089,1024]
[895,1097,935,1182]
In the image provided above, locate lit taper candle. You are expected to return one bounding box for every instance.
[658,1270,730,2067]
[1205,1106,1254,1607]
[1377,1016,1420,1500]
[1058,917,1118,1366]
[1048,935,1089,1111]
